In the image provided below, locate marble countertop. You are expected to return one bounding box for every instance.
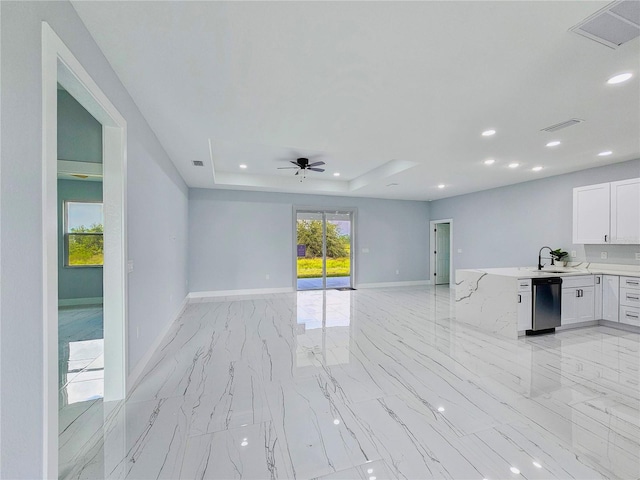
[458,263,640,279]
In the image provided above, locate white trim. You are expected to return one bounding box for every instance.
[356,280,431,289]
[189,287,294,299]
[58,297,104,307]
[42,22,127,479]
[429,218,454,286]
[127,295,190,391]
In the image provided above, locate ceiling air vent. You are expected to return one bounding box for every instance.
[570,0,640,49]
[192,160,204,167]
[541,118,584,133]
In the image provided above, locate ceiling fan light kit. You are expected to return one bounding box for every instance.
[277,157,326,181]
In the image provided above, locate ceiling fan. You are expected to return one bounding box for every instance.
[278,157,325,179]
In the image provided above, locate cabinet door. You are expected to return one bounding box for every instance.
[602,275,620,322]
[594,275,603,320]
[611,178,640,244]
[561,288,579,325]
[517,291,532,331]
[573,183,610,244]
[577,286,595,322]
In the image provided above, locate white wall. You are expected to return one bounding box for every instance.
[0,2,188,477]
[430,159,640,272]
[189,189,430,292]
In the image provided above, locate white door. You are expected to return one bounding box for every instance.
[434,223,450,285]
[573,183,610,244]
[610,178,640,244]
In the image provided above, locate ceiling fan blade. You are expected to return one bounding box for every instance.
[295,170,299,175]
[278,167,299,169]
[308,168,325,172]
[307,161,325,167]
[290,160,300,166]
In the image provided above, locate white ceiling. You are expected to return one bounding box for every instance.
[71,1,640,201]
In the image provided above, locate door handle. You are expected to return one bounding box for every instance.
[604,234,608,242]
[517,294,521,303]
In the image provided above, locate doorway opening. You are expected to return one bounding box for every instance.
[430,219,453,286]
[295,209,355,290]
[43,23,127,478]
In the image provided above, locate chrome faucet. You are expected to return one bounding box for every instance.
[538,246,555,270]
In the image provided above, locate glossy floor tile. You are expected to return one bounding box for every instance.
[62,287,640,479]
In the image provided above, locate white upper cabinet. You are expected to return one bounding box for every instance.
[573,178,640,244]
[610,178,640,244]
[573,183,610,244]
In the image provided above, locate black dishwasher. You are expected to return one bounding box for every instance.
[527,277,562,335]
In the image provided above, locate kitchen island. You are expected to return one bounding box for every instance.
[455,264,640,339]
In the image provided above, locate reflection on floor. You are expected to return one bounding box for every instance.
[62,287,639,479]
[297,275,351,290]
[59,305,104,479]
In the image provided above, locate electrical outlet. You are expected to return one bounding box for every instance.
[636,253,640,260]
[395,269,400,275]
[571,250,576,258]
[362,247,370,254]
[266,273,270,280]
[601,251,608,259]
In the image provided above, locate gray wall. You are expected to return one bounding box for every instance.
[0,2,188,477]
[58,89,102,163]
[189,189,430,292]
[57,179,103,301]
[430,159,640,272]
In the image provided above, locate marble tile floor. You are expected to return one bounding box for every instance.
[59,305,105,479]
[61,287,639,479]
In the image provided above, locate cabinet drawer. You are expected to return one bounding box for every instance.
[620,287,640,308]
[620,276,640,290]
[517,279,531,292]
[561,275,594,289]
[619,305,640,326]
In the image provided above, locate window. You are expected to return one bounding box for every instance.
[65,201,104,267]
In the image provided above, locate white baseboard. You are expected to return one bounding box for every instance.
[58,297,103,307]
[188,287,294,299]
[356,280,431,289]
[127,295,190,393]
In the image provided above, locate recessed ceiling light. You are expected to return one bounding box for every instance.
[333,419,340,425]
[546,141,561,147]
[607,73,632,85]
[532,166,543,172]
[484,159,495,165]
[239,164,247,169]
[437,184,445,189]
[598,150,612,156]
[510,467,520,475]
[437,406,445,412]
[508,162,519,168]
[482,129,496,137]
[532,461,542,469]
[333,172,340,177]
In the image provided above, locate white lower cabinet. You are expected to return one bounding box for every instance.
[602,275,620,322]
[517,279,532,331]
[561,276,595,325]
[619,276,640,326]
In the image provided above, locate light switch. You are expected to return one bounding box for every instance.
[362,248,370,254]
[600,252,608,259]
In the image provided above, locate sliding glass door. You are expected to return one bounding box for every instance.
[296,210,353,290]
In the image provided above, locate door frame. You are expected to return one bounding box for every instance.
[429,218,453,286]
[42,22,127,478]
[292,207,356,290]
